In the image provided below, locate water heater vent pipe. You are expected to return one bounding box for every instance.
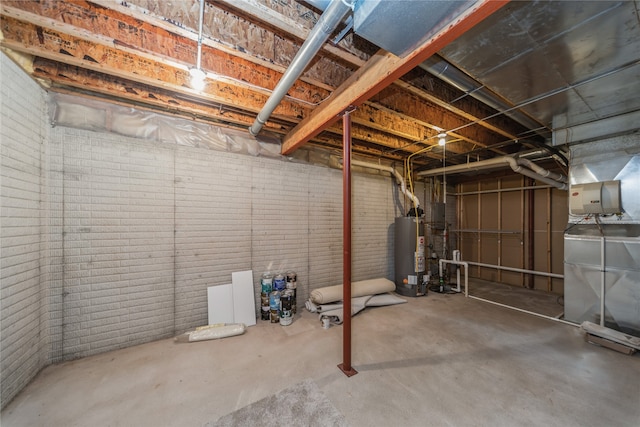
[351,160,420,207]
[417,155,568,190]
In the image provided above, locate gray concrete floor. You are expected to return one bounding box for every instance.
[2,282,639,426]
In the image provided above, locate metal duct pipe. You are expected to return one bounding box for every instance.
[248,0,353,136]
[420,56,546,133]
[552,110,640,146]
[416,155,568,190]
[351,160,420,208]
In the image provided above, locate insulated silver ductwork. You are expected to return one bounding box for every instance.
[420,56,547,134]
[416,154,568,190]
[248,0,353,136]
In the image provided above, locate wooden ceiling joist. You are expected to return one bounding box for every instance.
[215,0,367,68]
[281,0,510,155]
[0,16,315,118]
[31,58,283,131]
[212,0,522,150]
[1,3,478,159]
[0,2,330,105]
[0,0,532,167]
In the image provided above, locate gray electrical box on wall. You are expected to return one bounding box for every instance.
[569,180,622,215]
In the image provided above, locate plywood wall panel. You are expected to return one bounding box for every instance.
[501,190,522,231]
[456,174,567,294]
[501,234,523,286]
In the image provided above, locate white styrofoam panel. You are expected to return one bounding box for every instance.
[207,284,234,325]
[232,270,256,327]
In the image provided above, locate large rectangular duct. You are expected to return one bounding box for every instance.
[564,226,640,335]
[563,136,640,336]
[353,0,474,57]
[552,110,640,146]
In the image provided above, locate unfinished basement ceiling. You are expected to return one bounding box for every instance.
[1,0,638,171]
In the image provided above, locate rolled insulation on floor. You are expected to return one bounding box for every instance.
[176,323,247,343]
[309,278,395,304]
[318,293,407,324]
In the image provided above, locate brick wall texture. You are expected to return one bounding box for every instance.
[1,53,418,409]
[1,53,50,409]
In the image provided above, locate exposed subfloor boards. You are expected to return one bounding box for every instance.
[2,286,639,426]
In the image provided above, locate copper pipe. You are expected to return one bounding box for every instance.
[338,108,357,377]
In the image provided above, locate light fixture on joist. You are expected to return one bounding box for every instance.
[438,133,447,146]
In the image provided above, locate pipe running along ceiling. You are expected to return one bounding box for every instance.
[1,0,638,176]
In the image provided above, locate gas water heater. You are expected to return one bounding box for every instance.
[394,216,426,297]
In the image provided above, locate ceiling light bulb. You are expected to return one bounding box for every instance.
[189,67,205,80]
[438,137,446,146]
[189,67,206,91]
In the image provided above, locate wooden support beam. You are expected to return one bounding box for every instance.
[190,0,519,148]
[1,0,519,163]
[281,0,509,155]
[0,15,313,119]
[0,4,463,155]
[31,58,284,132]
[215,0,366,68]
[31,58,428,162]
[0,2,330,104]
[378,83,509,153]
[331,123,435,157]
[352,103,432,144]
[400,68,532,140]
[373,88,505,152]
[10,20,449,152]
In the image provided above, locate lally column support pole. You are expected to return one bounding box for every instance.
[339,107,357,377]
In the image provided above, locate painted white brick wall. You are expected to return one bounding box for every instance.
[1,54,414,407]
[50,126,409,343]
[308,167,343,297]
[250,159,311,311]
[352,174,397,281]
[58,130,175,358]
[0,53,48,409]
[174,146,252,332]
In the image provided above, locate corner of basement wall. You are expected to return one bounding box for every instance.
[0,52,52,410]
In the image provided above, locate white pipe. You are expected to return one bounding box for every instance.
[465,260,564,279]
[469,296,577,327]
[196,0,204,70]
[417,156,512,177]
[442,254,573,325]
[452,185,554,196]
[503,157,568,190]
[439,258,468,296]
[351,160,420,208]
[517,158,567,183]
[416,155,568,190]
[249,0,353,136]
[600,236,606,326]
[453,250,461,293]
